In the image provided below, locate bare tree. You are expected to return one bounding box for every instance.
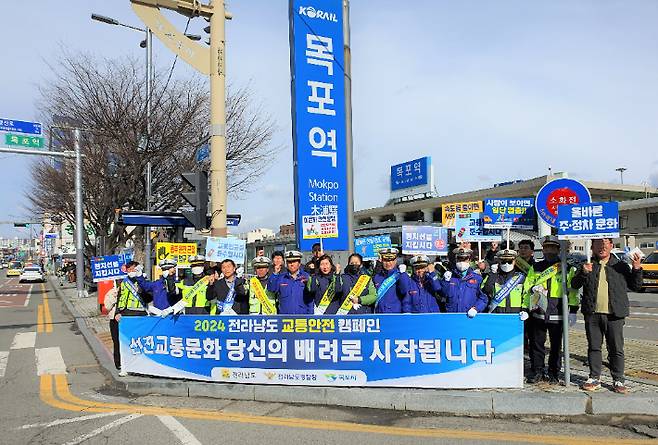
[28,51,278,258]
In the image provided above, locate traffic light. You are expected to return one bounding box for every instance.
[13,223,29,228]
[180,171,209,230]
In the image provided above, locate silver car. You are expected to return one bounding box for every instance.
[19,266,45,283]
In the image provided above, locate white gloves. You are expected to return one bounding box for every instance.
[398,264,407,273]
[221,308,237,316]
[531,285,546,295]
[135,264,144,276]
[568,313,577,327]
[467,307,477,318]
[160,306,174,317]
[519,311,529,321]
[171,300,187,315]
[147,303,162,316]
[443,271,452,281]
[490,264,498,274]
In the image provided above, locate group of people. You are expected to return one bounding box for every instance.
[106,235,643,392]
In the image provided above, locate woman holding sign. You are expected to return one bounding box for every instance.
[335,253,377,314]
[308,254,342,315]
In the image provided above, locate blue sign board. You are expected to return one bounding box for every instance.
[390,157,430,191]
[0,118,42,135]
[205,237,246,264]
[354,235,392,261]
[535,178,591,227]
[455,212,502,243]
[226,214,241,227]
[195,143,209,162]
[482,198,535,229]
[557,202,620,240]
[290,0,348,251]
[91,254,127,282]
[44,233,58,239]
[120,313,523,388]
[401,225,449,256]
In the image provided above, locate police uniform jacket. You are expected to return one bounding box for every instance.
[407,272,441,313]
[437,267,488,313]
[268,270,314,314]
[372,268,412,313]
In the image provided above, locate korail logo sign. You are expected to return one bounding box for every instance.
[298,5,338,22]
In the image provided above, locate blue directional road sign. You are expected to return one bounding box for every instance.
[0,118,42,135]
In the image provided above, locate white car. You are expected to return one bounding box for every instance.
[19,266,45,283]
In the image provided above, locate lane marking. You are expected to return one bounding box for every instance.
[42,284,53,333]
[24,284,32,307]
[41,374,655,445]
[157,415,203,445]
[19,412,123,429]
[62,413,143,445]
[35,347,67,375]
[0,351,8,377]
[11,332,36,350]
[37,305,44,333]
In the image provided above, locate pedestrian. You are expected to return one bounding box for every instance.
[304,243,323,274]
[572,238,643,394]
[113,261,152,376]
[372,248,412,313]
[268,250,314,314]
[336,253,377,314]
[248,256,278,314]
[522,235,579,384]
[516,239,536,274]
[309,254,341,314]
[175,255,213,314]
[438,247,488,316]
[482,249,529,317]
[209,259,248,315]
[407,255,441,313]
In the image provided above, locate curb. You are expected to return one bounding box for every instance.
[50,278,658,423]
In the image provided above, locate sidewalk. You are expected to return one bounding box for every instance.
[52,279,658,420]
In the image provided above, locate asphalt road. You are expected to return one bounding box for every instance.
[0,273,654,445]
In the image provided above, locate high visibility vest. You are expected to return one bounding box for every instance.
[119,280,145,310]
[176,278,210,309]
[248,277,277,314]
[522,266,579,308]
[494,279,524,309]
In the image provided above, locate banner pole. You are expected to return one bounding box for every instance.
[586,239,592,263]
[320,237,324,255]
[506,227,511,250]
[560,240,571,386]
[478,241,482,262]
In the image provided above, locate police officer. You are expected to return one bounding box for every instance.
[407,255,441,313]
[372,248,412,313]
[114,261,152,376]
[248,256,278,315]
[208,259,248,315]
[482,249,529,318]
[336,253,377,314]
[438,247,488,316]
[138,258,179,313]
[523,235,579,384]
[175,255,212,314]
[309,254,341,315]
[267,250,314,314]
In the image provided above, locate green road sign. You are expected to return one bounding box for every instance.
[5,133,44,149]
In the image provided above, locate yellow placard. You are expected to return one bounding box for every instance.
[155,242,197,267]
[441,201,483,228]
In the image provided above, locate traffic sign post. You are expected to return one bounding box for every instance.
[5,133,44,149]
[0,118,42,135]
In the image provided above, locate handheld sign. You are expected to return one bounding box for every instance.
[535,178,591,228]
[557,202,619,240]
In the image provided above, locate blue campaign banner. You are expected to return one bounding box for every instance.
[91,254,127,282]
[535,178,591,228]
[120,314,523,388]
[390,157,430,191]
[0,117,42,135]
[401,226,449,256]
[354,235,392,261]
[455,213,502,243]
[482,198,535,229]
[205,237,246,265]
[290,0,348,251]
[557,202,620,240]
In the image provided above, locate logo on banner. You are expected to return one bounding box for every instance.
[298,6,338,22]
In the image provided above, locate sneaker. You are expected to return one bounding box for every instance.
[582,378,601,391]
[526,374,542,384]
[612,381,628,394]
[547,374,560,385]
[118,369,128,377]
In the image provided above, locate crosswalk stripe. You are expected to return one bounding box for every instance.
[158,415,203,445]
[0,351,8,377]
[63,414,143,445]
[35,347,67,376]
[19,412,124,429]
[11,332,36,349]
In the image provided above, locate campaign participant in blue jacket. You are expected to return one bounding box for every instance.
[406,255,441,313]
[136,258,179,313]
[335,253,377,315]
[372,248,412,313]
[309,254,342,315]
[267,250,314,314]
[437,247,489,316]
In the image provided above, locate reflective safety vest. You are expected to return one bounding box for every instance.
[494,279,524,309]
[248,276,277,315]
[176,277,210,309]
[119,279,145,311]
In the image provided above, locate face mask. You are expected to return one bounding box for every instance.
[455,261,470,272]
[127,271,138,278]
[544,253,559,263]
[500,263,514,273]
[345,264,359,275]
[191,266,204,275]
[161,269,171,277]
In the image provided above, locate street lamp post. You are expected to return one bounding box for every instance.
[615,167,627,184]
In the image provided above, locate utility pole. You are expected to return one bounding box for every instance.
[74,129,85,298]
[615,167,627,185]
[131,0,231,236]
[145,27,154,277]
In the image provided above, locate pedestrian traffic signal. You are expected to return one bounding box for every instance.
[180,171,209,230]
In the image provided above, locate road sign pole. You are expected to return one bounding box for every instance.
[0,147,74,158]
[145,27,153,278]
[74,129,85,299]
[343,0,354,253]
[560,240,571,386]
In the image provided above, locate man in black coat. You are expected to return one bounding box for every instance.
[571,238,642,394]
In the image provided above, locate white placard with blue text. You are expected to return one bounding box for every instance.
[455,213,503,243]
[290,0,348,251]
[90,254,127,282]
[205,237,246,265]
[557,202,619,240]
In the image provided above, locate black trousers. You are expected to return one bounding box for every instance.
[584,313,625,382]
[110,317,121,370]
[528,316,563,377]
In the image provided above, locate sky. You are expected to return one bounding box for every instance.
[2,1,658,239]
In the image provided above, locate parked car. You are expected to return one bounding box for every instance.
[640,251,658,293]
[19,266,45,283]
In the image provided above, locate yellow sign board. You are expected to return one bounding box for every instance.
[155,242,197,267]
[441,201,483,228]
